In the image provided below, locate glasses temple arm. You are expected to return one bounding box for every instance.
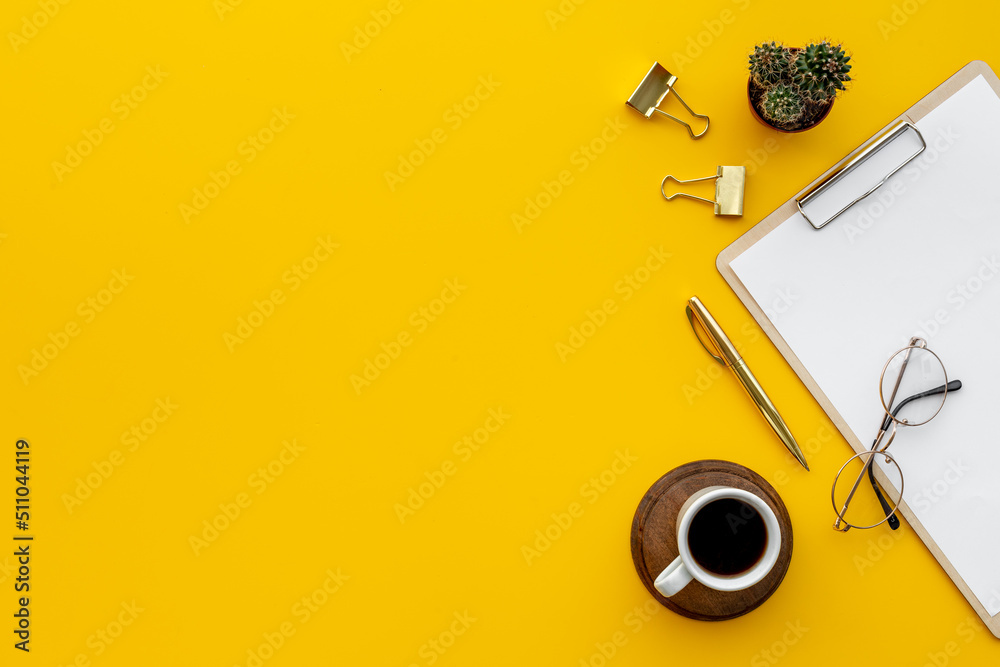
[869,379,963,529]
[867,454,901,530]
[882,379,962,430]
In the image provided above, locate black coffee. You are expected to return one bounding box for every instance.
[687,498,767,576]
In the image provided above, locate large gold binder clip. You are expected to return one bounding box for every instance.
[661,166,745,216]
[626,62,709,139]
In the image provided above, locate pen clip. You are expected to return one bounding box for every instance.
[686,304,725,365]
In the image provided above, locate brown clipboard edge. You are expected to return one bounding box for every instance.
[716,60,1000,639]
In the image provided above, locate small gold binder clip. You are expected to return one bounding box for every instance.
[661,166,745,216]
[626,62,709,139]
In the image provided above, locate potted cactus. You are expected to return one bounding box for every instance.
[747,41,852,132]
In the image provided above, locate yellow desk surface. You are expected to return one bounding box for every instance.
[3,0,999,664]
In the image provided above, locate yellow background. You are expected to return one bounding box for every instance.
[3,0,999,664]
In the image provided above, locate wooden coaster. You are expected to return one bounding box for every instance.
[630,459,793,621]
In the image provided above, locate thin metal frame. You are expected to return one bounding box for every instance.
[832,338,950,532]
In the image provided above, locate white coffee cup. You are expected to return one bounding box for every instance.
[654,486,781,597]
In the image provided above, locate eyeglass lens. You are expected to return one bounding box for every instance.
[834,450,904,529]
[880,345,948,425]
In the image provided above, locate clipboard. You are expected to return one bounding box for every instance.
[717,60,1000,638]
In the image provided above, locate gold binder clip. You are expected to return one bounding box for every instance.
[626,62,709,139]
[661,166,745,216]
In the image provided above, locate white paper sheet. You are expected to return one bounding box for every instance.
[730,74,1000,617]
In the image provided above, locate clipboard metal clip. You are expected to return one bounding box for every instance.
[795,121,927,230]
[661,166,745,216]
[626,62,710,139]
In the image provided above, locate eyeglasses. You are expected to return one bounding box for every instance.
[831,337,962,532]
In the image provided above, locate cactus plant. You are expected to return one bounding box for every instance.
[747,40,852,131]
[761,84,805,129]
[793,41,852,102]
[748,41,791,88]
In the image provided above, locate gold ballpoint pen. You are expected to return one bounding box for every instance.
[686,296,809,471]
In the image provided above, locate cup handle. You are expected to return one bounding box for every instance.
[654,556,693,597]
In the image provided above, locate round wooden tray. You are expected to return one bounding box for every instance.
[630,459,793,621]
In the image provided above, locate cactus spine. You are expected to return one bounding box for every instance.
[748,40,852,130]
[793,41,852,102]
[748,41,789,87]
[761,84,805,129]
